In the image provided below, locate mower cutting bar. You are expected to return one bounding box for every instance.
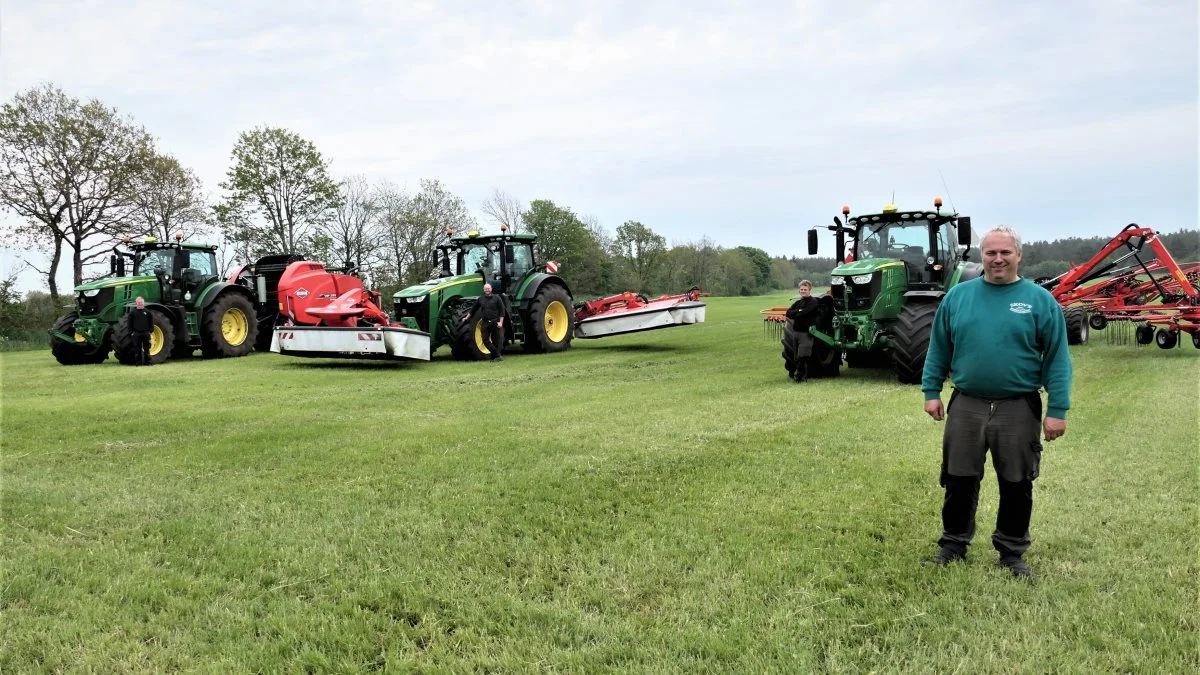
[573,289,707,339]
[272,325,431,361]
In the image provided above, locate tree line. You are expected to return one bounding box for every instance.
[2,82,1196,337]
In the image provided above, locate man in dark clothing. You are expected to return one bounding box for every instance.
[783,280,820,382]
[129,296,154,366]
[921,225,1072,580]
[462,283,508,361]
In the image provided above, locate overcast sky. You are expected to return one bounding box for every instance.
[2,0,1197,291]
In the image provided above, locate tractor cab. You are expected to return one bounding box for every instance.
[450,230,538,295]
[112,236,220,308]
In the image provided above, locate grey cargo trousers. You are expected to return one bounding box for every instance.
[938,389,1044,557]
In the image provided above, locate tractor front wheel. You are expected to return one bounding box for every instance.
[807,339,842,378]
[449,303,498,361]
[112,309,175,365]
[524,284,573,353]
[201,293,257,358]
[1065,307,1088,345]
[890,301,939,385]
[49,312,110,365]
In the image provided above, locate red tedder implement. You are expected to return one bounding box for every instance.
[1037,224,1200,350]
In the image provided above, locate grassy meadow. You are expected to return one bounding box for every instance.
[2,294,1198,672]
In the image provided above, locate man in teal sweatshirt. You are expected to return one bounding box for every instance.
[921,225,1072,579]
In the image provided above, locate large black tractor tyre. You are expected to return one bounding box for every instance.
[1065,307,1089,345]
[49,312,110,365]
[200,293,257,359]
[449,303,498,361]
[890,301,939,385]
[112,309,175,365]
[523,284,574,353]
[254,312,279,352]
[807,339,842,379]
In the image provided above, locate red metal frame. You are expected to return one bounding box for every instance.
[574,287,705,322]
[1045,224,1199,336]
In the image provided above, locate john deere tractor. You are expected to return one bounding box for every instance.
[392,227,574,359]
[48,236,259,365]
[803,199,980,383]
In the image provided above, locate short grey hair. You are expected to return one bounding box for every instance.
[981,225,1022,251]
[798,279,813,289]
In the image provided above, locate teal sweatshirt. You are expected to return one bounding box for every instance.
[921,277,1072,419]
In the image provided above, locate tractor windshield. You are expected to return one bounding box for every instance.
[857,220,931,261]
[134,249,174,276]
[460,243,500,277]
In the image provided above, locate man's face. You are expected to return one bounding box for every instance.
[981,233,1022,284]
[483,284,492,295]
[798,284,811,297]
[135,298,145,309]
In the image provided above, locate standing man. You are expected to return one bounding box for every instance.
[129,296,154,366]
[783,280,820,382]
[921,225,1072,579]
[462,283,508,361]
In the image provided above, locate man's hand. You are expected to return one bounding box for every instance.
[924,399,944,421]
[1043,417,1066,441]
[498,319,504,328]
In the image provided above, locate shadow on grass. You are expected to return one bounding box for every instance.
[573,343,695,354]
[277,359,420,370]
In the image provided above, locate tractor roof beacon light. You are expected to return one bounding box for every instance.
[122,235,132,244]
[934,196,943,214]
[145,236,157,243]
[447,228,454,237]
[842,205,851,216]
[175,233,183,242]
[500,223,508,233]
[882,204,898,214]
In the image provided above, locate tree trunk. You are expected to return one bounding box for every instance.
[47,237,63,305]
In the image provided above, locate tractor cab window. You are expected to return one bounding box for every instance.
[134,249,174,276]
[506,243,534,279]
[185,250,217,277]
[858,221,931,261]
[934,223,955,266]
[461,243,501,279]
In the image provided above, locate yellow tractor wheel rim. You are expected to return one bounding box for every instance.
[148,325,165,356]
[473,321,491,355]
[222,307,249,345]
[73,332,86,342]
[544,301,569,342]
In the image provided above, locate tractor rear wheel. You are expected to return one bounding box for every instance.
[524,284,573,353]
[112,309,175,365]
[1065,307,1088,345]
[449,303,497,361]
[49,312,110,365]
[890,301,939,385]
[201,293,257,358]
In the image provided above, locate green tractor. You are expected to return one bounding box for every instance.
[803,199,980,383]
[48,236,259,365]
[392,227,574,359]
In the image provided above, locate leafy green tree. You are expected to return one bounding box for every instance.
[216,126,340,258]
[613,220,667,292]
[521,199,610,295]
[719,248,757,296]
[130,153,209,242]
[0,83,155,301]
[734,245,771,290]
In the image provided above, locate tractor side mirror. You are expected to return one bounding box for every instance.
[181,268,202,287]
[504,246,515,264]
[957,217,973,246]
[834,216,843,227]
[807,229,819,255]
[110,254,119,276]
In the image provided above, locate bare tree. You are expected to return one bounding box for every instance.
[0,83,155,302]
[321,175,380,274]
[378,179,476,285]
[481,188,524,234]
[130,153,209,241]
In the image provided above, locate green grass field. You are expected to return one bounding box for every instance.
[3,294,1197,673]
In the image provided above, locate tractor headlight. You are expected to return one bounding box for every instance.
[830,276,846,286]
[851,274,873,285]
[82,289,100,297]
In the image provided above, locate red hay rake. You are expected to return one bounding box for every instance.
[1039,224,1200,350]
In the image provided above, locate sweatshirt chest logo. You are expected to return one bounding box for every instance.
[1009,302,1032,315]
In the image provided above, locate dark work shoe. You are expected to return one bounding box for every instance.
[922,546,967,567]
[999,556,1035,579]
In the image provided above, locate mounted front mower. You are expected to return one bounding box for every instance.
[271,227,706,362]
[1036,223,1200,350]
[48,235,258,366]
[785,198,979,383]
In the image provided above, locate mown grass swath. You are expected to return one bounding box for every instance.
[2,295,1196,672]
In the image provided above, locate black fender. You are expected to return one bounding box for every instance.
[197,282,257,314]
[126,302,188,338]
[903,290,946,300]
[518,273,572,306]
